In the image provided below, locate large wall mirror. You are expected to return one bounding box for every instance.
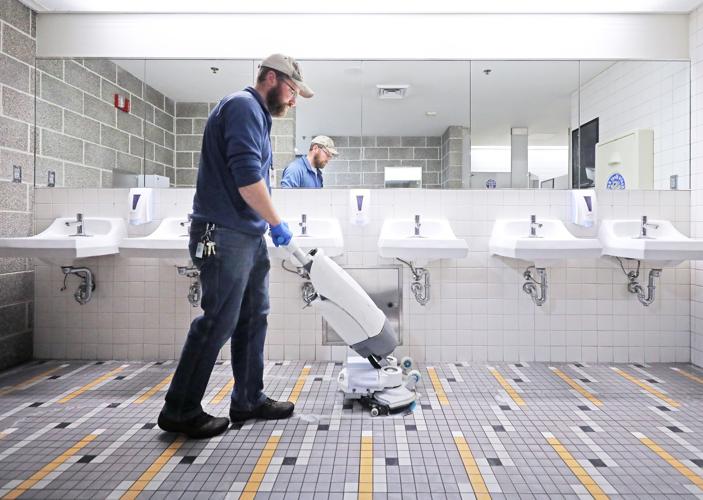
[33,58,690,190]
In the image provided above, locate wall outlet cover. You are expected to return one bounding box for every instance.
[48,170,56,187]
[12,165,21,183]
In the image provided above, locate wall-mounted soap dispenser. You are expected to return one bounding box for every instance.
[128,187,154,225]
[350,189,370,226]
[571,189,595,227]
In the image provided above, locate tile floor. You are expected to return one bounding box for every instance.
[0,359,702,499]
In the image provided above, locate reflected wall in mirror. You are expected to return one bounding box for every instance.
[34,58,689,191]
[576,60,690,190]
[34,58,147,188]
[143,60,257,188]
[293,60,470,189]
[470,60,578,190]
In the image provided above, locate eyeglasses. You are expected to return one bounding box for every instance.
[281,78,298,99]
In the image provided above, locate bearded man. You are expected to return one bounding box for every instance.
[280,135,338,188]
[158,54,312,439]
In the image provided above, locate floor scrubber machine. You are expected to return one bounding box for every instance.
[285,241,421,416]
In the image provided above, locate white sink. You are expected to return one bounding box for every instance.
[120,217,190,260]
[266,217,344,262]
[378,218,468,266]
[599,218,703,266]
[0,217,127,266]
[489,218,601,267]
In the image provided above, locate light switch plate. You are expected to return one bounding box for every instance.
[670,174,678,190]
[48,170,56,187]
[12,165,21,183]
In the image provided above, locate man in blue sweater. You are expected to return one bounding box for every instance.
[280,135,338,188]
[158,54,313,439]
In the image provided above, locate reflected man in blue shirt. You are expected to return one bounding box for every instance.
[280,135,338,188]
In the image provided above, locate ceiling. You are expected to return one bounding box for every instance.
[115,59,617,146]
[20,0,703,13]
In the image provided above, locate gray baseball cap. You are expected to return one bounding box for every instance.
[311,135,338,156]
[259,54,314,98]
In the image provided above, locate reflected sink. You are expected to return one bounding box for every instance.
[489,218,601,267]
[120,217,190,260]
[265,217,344,262]
[0,217,127,266]
[599,218,703,266]
[378,218,468,266]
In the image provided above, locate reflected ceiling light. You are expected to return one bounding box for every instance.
[376,84,409,99]
[425,111,437,116]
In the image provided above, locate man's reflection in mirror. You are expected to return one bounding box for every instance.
[280,136,338,188]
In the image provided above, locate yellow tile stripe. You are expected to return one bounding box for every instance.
[454,433,490,500]
[134,373,174,404]
[671,367,703,385]
[551,367,602,407]
[0,366,65,396]
[612,367,680,408]
[58,366,127,403]
[288,365,311,404]
[210,379,234,405]
[545,434,609,499]
[635,433,703,492]
[2,430,101,500]
[120,435,185,500]
[426,367,449,405]
[359,432,373,500]
[240,431,282,500]
[488,366,525,406]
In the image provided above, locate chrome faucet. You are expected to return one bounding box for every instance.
[414,215,421,236]
[299,213,307,236]
[640,215,659,238]
[179,214,193,235]
[529,215,542,238]
[65,213,86,236]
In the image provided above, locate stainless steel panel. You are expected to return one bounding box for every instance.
[322,266,402,346]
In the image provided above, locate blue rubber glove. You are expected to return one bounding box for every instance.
[270,221,293,247]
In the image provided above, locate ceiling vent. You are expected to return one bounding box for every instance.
[376,84,409,99]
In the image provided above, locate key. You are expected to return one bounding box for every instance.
[208,241,216,256]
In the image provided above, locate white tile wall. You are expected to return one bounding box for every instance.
[690,7,703,366]
[33,187,691,364]
[575,60,690,190]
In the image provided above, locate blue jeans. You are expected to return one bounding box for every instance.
[162,222,270,421]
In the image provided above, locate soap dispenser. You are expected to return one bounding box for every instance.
[350,189,370,226]
[571,189,595,228]
[128,187,154,225]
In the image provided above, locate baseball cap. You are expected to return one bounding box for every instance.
[311,136,338,156]
[259,54,314,98]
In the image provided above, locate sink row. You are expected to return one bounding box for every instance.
[0,214,469,267]
[489,216,703,267]
[1,214,701,269]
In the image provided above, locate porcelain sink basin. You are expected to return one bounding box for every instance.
[489,218,601,267]
[120,217,191,260]
[378,218,468,266]
[0,217,127,266]
[266,217,344,262]
[599,219,703,266]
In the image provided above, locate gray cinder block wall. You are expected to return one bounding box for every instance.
[441,126,470,188]
[323,136,442,189]
[175,100,296,188]
[35,59,175,187]
[0,0,36,369]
